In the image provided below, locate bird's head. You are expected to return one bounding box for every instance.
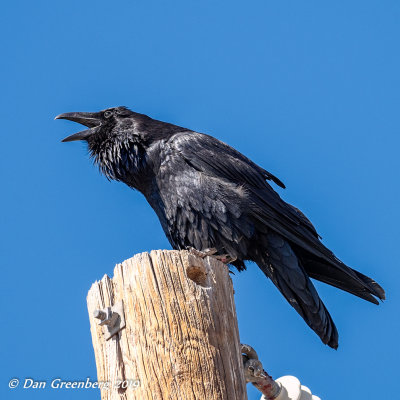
[56,106,182,186]
[56,106,153,183]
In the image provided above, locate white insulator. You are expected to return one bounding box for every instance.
[260,376,321,400]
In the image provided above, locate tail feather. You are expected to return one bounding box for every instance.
[255,231,385,349]
[302,258,385,304]
[259,232,339,348]
[272,268,338,348]
[352,269,385,300]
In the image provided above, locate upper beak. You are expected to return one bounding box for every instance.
[55,111,101,142]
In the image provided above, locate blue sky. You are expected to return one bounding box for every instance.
[1,1,399,399]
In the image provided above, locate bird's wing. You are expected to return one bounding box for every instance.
[169,131,385,305]
[170,131,339,263]
[171,131,286,189]
[156,136,255,266]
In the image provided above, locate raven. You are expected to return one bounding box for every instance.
[56,106,385,348]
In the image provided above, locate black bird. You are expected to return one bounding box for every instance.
[56,106,385,348]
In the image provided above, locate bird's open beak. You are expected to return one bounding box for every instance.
[55,111,101,142]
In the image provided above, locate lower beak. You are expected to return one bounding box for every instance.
[60,129,93,142]
[55,111,101,142]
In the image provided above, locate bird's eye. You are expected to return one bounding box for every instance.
[104,110,113,118]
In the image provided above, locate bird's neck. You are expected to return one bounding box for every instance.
[90,138,153,192]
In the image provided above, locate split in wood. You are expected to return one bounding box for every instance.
[241,343,281,399]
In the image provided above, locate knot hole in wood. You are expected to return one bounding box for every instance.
[186,259,208,287]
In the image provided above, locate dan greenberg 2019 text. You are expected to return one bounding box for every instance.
[8,377,140,390]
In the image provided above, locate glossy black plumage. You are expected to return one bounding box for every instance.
[57,106,385,348]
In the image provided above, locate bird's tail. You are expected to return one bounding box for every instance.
[257,232,339,348]
[298,255,385,305]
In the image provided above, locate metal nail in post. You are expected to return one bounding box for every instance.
[94,300,126,340]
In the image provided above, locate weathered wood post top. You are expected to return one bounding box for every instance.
[87,249,247,400]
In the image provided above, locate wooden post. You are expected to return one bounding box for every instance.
[87,250,247,400]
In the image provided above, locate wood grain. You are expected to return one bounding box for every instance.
[87,250,247,400]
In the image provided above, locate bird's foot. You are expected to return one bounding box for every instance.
[186,247,218,258]
[215,254,237,264]
[186,247,237,265]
